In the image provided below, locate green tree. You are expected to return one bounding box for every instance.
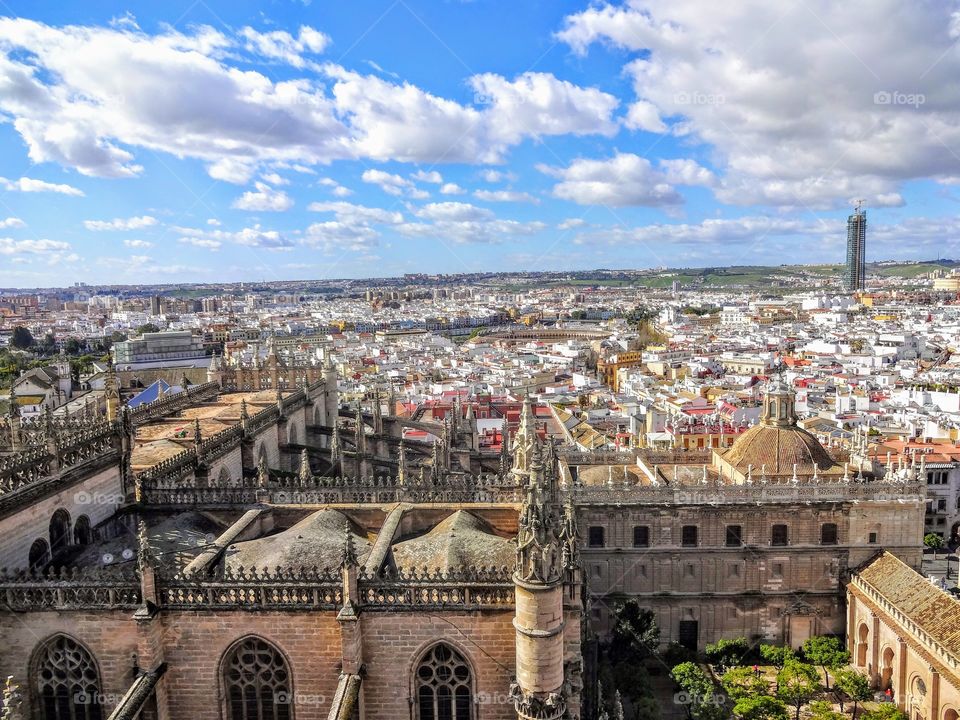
[776,661,820,720]
[833,669,871,717]
[610,600,660,663]
[64,338,84,355]
[808,700,845,720]
[722,666,769,701]
[732,695,789,720]
[801,636,850,690]
[760,645,794,691]
[671,662,724,720]
[9,326,33,349]
[925,532,944,561]
[136,323,161,335]
[706,637,750,672]
[861,705,908,720]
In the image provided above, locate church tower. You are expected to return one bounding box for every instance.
[511,440,568,720]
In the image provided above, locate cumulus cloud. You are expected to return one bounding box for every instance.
[0,176,84,196]
[540,153,713,207]
[0,218,25,229]
[440,183,466,195]
[179,236,222,250]
[361,169,428,198]
[123,239,153,248]
[239,25,330,68]
[232,183,294,212]
[0,19,622,183]
[473,189,539,204]
[308,201,404,225]
[84,215,157,231]
[303,221,379,252]
[411,170,443,184]
[173,224,292,250]
[399,202,546,244]
[557,0,960,209]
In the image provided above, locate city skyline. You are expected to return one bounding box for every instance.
[1,1,960,286]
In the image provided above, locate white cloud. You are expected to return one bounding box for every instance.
[235,226,293,249]
[440,183,466,195]
[0,218,25,229]
[84,215,158,231]
[303,221,379,251]
[308,201,404,225]
[239,25,330,68]
[173,223,292,250]
[473,189,539,204]
[0,237,71,256]
[179,236,222,250]
[123,239,153,248]
[542,153,689,207]
[558,0,960,209]
[0,19,623,182]
[0,176,84,196]
[415,202,493,222]
[260,172,289,186]
[361,169,428,198]
[469,72,619,144]
[479,169,516,183]
[412,170,443,184]
[558,218,586,230]
[232,182,294,212]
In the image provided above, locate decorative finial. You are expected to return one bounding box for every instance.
[136,519,153,569]
[340,520,358,569]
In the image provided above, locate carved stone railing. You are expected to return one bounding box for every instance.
[0,564,515,612]
[244,404,281,436]
[0,566,141,610]
[160,566,343,609]
[360,566,513,609]
[0,421,120,502]
[140,472,522,506]
[566,476,926,505]
[127,382,220,426]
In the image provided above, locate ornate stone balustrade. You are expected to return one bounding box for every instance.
[567,475,924,505]
[0,421,120,505]
[0,566,141,610]
[0,564,514,612]
[127,382,220,426]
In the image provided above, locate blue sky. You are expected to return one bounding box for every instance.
[0,0,959,286]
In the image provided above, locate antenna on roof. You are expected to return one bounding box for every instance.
[854,198,865,214]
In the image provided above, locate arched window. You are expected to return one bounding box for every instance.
[33,634,102,720]
[415,644,473,720]
[223,637,292,720]
[288,424,299,446]
[217,467,232,487]
[49,509,71,556]
[29,538,50,570]
[74,516,92,546]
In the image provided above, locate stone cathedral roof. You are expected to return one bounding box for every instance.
[224,509,373,571]
[391,510,514,572]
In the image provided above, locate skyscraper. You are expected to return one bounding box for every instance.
[844,201,867,292]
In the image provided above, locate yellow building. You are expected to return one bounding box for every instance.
[596,351,643,392]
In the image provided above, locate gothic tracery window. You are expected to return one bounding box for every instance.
[33,634,103,720]
[415,644,473,720]
[224,637,293,720]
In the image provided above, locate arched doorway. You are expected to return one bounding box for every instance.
[49,509,71,556]
[943,709,958,720]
